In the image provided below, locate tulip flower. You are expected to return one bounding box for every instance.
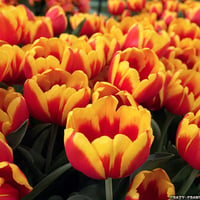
[107,0,126,15]
[92,81,138,107]
[45,0,90,13]
[160,10,177,27]
[45,5,68,36]
[23,68,91,126]
[164,69,200,115]
[176,110,200,169]
[0,87,29,136]
[127,0,146,12]
[108,47,166,110]
[0,5,23,44]
[88,33,121,65]
[1,44,26,85]
[168,18,199,40]
[163,0,179,12]
[70,13,105,37]
[0,161,32,199]
[0,132,13,162]
[185,2,200,26]
[62,42,105,79]
[0,44,11,82]
[123,23,170,57]
[23,37,68,78]
[20,16,53,45]
[64,96,154,179]
[145,0,163,17]
[72,0,90,13]
[125,168,175,200]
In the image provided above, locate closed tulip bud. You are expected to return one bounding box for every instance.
[45,5,68,36]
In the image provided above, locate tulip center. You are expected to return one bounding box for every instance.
[78,117,139,142]
[137,180,168,200]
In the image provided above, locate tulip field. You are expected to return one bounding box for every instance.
[0,0,200,199]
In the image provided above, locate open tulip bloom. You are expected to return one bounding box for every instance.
[64,96,154,179]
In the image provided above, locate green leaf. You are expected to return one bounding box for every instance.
[172,164,194,183]
[130,152,175,179]
[113,177,130,200]
[79,184,105,200]
[15,146,44,186]
[21,163,72,200]
[71,19,87,36]
[48,195,63,200]
[67,194,92,200]
[6,119,29,149]
[150,118,161,153]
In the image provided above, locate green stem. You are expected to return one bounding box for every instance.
[45,124,58,173]
[177,168,199,195]
[21,163,72,200]
[105,178,113,200]
[98,0,102,15]
[157,112,175,152]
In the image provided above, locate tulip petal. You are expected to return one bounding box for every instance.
[64,128,106,179]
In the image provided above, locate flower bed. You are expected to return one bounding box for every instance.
[0,0,200,199]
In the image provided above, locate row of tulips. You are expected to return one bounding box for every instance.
[0,0,200,199]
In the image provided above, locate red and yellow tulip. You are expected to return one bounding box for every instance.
[125,168,175,200]
[70,13,105,37]
[108,47,166,110]
[0,161,32,199]
[23,37,68,78]
[0,132,13,162]
[176,110,200,169]
[127,0,146,12]
[107,0,126,15]
[45,5,68,36]
[1,44,26,85]
[64,96,154,179]
[0,87,29,136]
[0,44,11,82]
[164,69,200,115]
[92,81,138,107]
[20,16,53,45]
[23,68,91,126]
[0,5,23,45]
